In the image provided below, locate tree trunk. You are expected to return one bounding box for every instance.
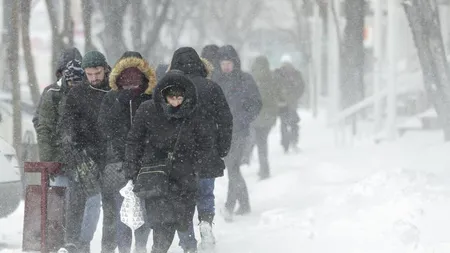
[99,0,129,63]
[45,0,62,79]
[340,0,365,109]
[62,0,74,47]
[403,0,450,140]
[20,0,40,107]
[8,1,22,156]
[131,0,143,50]
[141,0,172,58]
[81,0,96,52]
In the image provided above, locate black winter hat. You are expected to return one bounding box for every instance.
[56,47,82,78]
[63,59,84,82]
[82,51,107,69]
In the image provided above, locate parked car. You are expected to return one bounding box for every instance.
[0,137,22,218]
[0,91,39,163]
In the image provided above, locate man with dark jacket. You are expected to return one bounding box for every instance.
[169,47,233,252]
[214,45,262,222]
[98,52,156,253]
[36,48,101,253]
[59,50,111,253]
[33,47,82,130]
[274,55,305,153]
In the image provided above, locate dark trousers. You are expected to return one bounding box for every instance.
[151,224,176,253]
[254,126,271,177]
[134,210,152,253]
[224,131,250,212]
[65,180,88,249]
[279,107,300,152]
[101,192,132,253]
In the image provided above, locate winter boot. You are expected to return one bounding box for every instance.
[235,205,251,216]
[221,207,233,223]
[199,221,216,250]
[57,243,78,253]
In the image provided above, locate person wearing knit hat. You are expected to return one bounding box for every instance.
[82,50,110,88]
[37,51,102,253]
[58,50,111,253]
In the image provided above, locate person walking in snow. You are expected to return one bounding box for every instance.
[201,44,221,79]
[58,50,111,253]
[98,51,156,253]
[274,54,305,153]
[36,48,101,252]
[214,45,262,221]
[169,47,233,252]
[124,70,213,253]
[249,55,280,180]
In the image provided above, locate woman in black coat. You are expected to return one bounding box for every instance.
[124,70,212,253]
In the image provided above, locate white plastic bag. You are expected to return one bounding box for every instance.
[120,180,145,230]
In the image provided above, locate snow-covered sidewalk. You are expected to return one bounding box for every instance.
[2,111,450,253]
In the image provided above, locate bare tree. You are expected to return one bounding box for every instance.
[8,1,22,155]
[403,0,450,140]
[20,0,40,107]
[45,0,74,77]
[340,0,365,108]
[208,0,264,51]
[94,0,172,64]
[81,0,96,52]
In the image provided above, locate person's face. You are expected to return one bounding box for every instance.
[119,74,142,90]
[166,96,184,107]
[67,80,83,87]
[220,60,234,73]
[84,67,105,86]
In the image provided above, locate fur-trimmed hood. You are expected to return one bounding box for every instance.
[109,57,157,94]
[169,47,214,79]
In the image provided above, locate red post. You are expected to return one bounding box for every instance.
[23,162,62,253]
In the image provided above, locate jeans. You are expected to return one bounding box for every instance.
[178,178,216,251]
[51,175,101,251]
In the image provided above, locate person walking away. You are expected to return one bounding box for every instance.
[214,45,262,221]
[58,51,111,253]
[250,56,280,180]
[98,51,156,253]
[124,70,213,253]
[273,54,305,153]
[169,47,233,252]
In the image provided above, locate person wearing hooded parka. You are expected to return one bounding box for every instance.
[169,47,233,252]
[98,51,156,253]
[124,70,213,253]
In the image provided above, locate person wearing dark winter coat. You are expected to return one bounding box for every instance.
[214,45,262,221]
[249,55,280,180]
[124,70,213,253]
[59,50,110,253]
[33,47,82,131]
[156,63,169,81]
[201,44,220,79]
[169,47,233,251]
[97,52,156,253]
[274,56,305,153]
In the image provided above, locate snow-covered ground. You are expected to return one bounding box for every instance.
[1,110,450,253]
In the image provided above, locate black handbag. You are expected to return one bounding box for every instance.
[133,120,185,199]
